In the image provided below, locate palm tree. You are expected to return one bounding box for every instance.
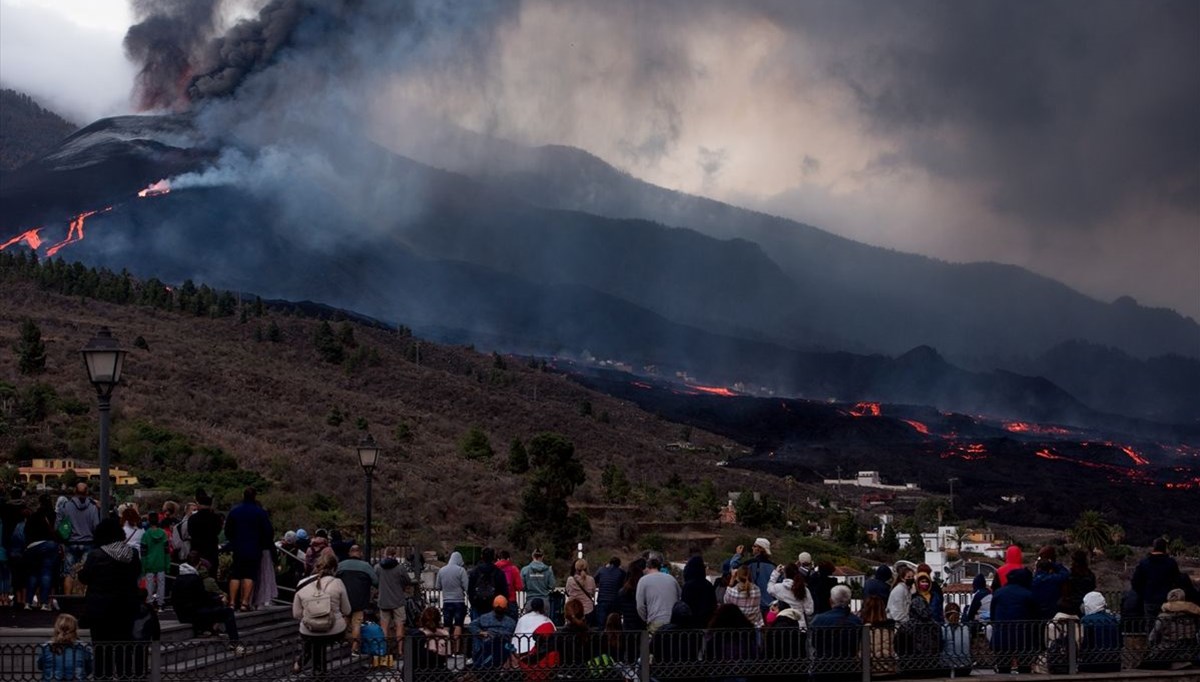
[1069,510,1112,553]
[1109,524,1125,546]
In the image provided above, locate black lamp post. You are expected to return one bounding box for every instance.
[356,433,381,561]
[81,327,127,516]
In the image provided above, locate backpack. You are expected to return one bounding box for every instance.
[301,577,337,633]
[56,515,73,542]
[405,591,427,628]
[471,570,497,606]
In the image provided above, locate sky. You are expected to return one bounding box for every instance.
[2,0,1198,320]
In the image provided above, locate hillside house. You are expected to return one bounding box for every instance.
[18,458,138,487]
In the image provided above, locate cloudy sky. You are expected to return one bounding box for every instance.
[3,0,1198,319]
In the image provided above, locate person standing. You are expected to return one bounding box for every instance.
[989,568,1038,674]
[140,512,170,608]
[1132,537,1184,629]
[336,544,377,657]
[728,538,775,615]
[376,547,411,656]
[188,491,222,571]
[681,555,717,629]
[887,565,914,623]
[637,556,682,630]
[80,518,140,679]
[593,556,626,628]
[565,558,597,625]
[436,551,470,652]
[495,550,524,617]
[59,483,99,595]
[224,487,273,611]
[23,494,58,610]
[468,548,510,622]
[520,549,557,609]
[292,552,352,676]
[723,565,764,627]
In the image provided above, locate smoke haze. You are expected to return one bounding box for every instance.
[12,0,1193,318]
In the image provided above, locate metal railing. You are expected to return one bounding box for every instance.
[2,617,1197,681]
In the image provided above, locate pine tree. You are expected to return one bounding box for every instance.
[15,318,46,374]
[460,427,494,460]
[314,321,343,362]
[508,438,529,473]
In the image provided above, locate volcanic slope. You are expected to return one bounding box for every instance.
[0,273,773,549]
[381,126,1200,361]
[0,89,77,172]
[1,115,1196,427]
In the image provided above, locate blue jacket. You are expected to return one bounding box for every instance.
[809,606,863,662]
[1031,563,1070,620]
[729,553,775,611]
[990,569,1038,653]
[223,501,272,558]
[594,564,627,605]
[38,643,93,681]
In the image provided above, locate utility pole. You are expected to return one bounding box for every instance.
[948,477,959,513]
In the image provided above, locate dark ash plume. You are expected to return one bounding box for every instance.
[124,0,224,110]
[187,0,310,102]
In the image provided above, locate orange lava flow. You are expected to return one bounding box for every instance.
[45,207,112,257]
[631,381,653,390]
[902,419,930,435]
[0,228,44,251]
[691,385,736,397]
[1117,445,1150,467]
[850,402,882,417]
[1004,421,1071,436]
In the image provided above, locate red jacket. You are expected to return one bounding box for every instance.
[995,545,1024,587]
[496,559,524,600]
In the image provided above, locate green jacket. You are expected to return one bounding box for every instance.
[141,527,170,574]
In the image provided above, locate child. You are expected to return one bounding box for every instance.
[941,603,973,677]
[141,512,170,608]
[38,614,93,680]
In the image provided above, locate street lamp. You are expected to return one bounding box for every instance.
[81,327,127,516]
[356,433,381,561]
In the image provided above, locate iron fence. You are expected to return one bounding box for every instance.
[2,617,1197,681]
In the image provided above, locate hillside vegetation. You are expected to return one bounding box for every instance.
[0,89,76,171]
[0,252,777,556]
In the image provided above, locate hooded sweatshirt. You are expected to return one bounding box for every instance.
[376,556,411,610]
[61,496,99,544]
[1131,552,1183,607]
[436,552,469,604]
[996,546,1024,587]
[680,556,717,627]
[495,558,524,600]
[520,559,556,599]
[965,573,992,622]
[863,565,893,601]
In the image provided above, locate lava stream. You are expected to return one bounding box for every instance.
[901,418,930,434]
[850,402,882,417]
[45,208,112,257]
[0,228,44,251]
[691,384,736,397]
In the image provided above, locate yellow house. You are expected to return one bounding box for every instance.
[17,458,139,487]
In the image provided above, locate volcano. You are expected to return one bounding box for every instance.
[1,110,1198,429]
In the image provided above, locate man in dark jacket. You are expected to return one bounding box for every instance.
[990,568,1038,674]
[223,487,273,611]
[964,573,991,622]
[337,544,378,656]
[1132,538,1183,628]
[729,538,776,614]
[188,490,223,573]
[863,565,893,602]
[809,585,863,680]
[681,555,717,628]
[593,556,627,628]
[468,547,509,620]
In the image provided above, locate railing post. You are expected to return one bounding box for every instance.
[403,634,414,682]
[1067,620,1078,675]
[150,640,163,682]
[861,625,872,682]
[640,630,651,682]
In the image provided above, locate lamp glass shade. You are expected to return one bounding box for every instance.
[357,440,381,472]
[80,327,127,388]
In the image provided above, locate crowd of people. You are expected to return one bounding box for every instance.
[4,482,1200,679]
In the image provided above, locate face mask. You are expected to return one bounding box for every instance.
[905,578,915,586]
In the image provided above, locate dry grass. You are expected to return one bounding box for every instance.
[0,280,783,554]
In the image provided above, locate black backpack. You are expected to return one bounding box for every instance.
[172,573,208,623]
[471,568,498,606]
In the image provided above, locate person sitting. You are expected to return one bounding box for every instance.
[173,551,241,644]
[413,606,452,672]
[1144,588,1200,670]
[38,614,93,681]
[940,603,972,676]
[1078,591,1121,673]
[470,595,517,669]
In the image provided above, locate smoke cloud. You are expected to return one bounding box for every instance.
[114,0,1198,318]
